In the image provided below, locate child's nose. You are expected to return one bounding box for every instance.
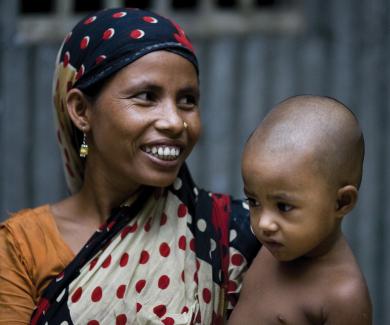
[258,213,278,236]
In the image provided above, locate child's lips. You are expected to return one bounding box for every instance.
[262,240,283,251]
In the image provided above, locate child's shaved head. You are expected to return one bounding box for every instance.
[245,95,364,188]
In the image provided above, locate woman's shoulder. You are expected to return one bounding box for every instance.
[1,205,56,239]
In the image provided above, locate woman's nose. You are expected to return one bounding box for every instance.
[154,101,184,135]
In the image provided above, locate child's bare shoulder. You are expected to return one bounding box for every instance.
[322,267,372,324]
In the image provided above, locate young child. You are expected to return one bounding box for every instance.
[228,95,372,324]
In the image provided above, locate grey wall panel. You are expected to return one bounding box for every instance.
[1,0,389,322]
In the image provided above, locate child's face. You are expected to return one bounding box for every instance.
[242,147,340,262]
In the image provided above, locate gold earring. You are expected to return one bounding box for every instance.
[79,132,88,158]
[183,121,188,129]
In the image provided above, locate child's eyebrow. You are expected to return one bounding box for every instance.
[268,192,298,201]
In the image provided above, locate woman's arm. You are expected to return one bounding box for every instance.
[0,224,35,324]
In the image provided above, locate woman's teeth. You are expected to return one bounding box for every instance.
[143,146,181,160]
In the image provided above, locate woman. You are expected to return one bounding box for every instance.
[0,8,259,324]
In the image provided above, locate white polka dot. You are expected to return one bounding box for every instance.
[60,321,69,325]
[193,187,199,196]
[45,322,48,325]
[173,177,182,190]
[187,214,192,224]
[242,201,249,210]
[230,229,238,241]
[208,192,212,197]
[209,239,217,259]
[56,289,66,302]
[197,218,207,232]
[210,238,216,251]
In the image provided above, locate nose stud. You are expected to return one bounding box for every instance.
[183,121,188,129]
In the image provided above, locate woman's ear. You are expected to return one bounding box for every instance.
[66,88,92,132]
[335,185,358,218]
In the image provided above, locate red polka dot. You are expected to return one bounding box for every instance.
[196,259,200,270]
[158,275,170,289]
[102,28,115,40]
[136,302,142,312]
[231,253,244,266]
[107,220,116,231]
[84,16,96,24]
[71,287,83,303]
[194,271,198,284]
[95,55,106,64]
[143,16,158,23]
[144,218,152,232]
[178,236,186,250]
[80,36,90,49]
[120,253,129,267]
[203,288,211,303]
[139,250,150,264]
[121,223,137,238]
[116,284,126,299]
[130,29,145,39]
[75,64,85,81]
[102,255,112,268]
[116,314,127,325]
[160,213,167,225]
[112,11,127,18]
[159,243,170,257]
[63,51,70,67]
[153,304,167,318]
[91,286,102,302]
[189,238,196,252]
[228,280,238,292]
[177,204,187,217]
[195,311,201,323]
[89,257,99,270]
[181,306,189,313]
[56,272,64,281]
[135,279,146,293]
[162,317,174,325]
[181,270,185,282]
[87,321,100,325]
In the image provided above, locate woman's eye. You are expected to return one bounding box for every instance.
[133,91,155,102]
[277,203,293,212]
[178,95,198,109]
[245,197,260,208]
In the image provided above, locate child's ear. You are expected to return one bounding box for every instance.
[335,185,358,218]
[66,88,92,132]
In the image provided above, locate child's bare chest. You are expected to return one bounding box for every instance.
[229,250,326,325]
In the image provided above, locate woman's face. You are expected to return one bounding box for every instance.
[85,50,201,191]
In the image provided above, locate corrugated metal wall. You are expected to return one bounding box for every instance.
[1,0,389,323]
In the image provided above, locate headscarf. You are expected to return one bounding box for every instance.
[53,7,198,194]
[31,8,260,325]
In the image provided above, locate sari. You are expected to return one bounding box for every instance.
[31,8,260,324]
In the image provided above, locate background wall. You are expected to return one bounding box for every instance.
[1,0,389,323]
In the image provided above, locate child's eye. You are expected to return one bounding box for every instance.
[277,203,293,212]
[245,197,260,208]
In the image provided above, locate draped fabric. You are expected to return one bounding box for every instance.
[31,7,260,324]
[30,166,259,324]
